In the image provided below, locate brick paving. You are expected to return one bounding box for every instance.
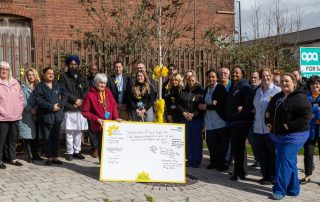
[1,149,320,202]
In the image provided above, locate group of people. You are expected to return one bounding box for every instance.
[0,54,318,200]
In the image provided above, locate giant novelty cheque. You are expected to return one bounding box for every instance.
[99,121,186,183]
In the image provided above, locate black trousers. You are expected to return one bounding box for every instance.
[206,127,228,168]
[253,133,275,180]
[41,122,62,158]
[0,121,18,162]
[230,122,252,177]
[95,131,103,161]
[303,135,318,176]
[88,121,99,150]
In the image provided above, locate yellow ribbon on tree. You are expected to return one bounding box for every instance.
[155,98,165,123]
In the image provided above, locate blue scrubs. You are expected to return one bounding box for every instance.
[270,131,309,196]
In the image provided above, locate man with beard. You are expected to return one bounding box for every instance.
[60,55,89,161]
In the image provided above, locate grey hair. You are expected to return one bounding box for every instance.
[0,61,13,82]
[94,73,108,84]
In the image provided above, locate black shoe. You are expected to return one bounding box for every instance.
[33,154,43,161]
[258,178,271,185]
[27,157,34,163]
[186,162,193,167]
[52,159,63,165]
[217,165,229,172]
[0,162,6,169]
[300,178,311,184]
[45,160,53,166]
[249,161,260,168]
[230,175,238,181]
[239,176,247,180]
[65,154,73,161]
[11,161,23,166]
[193,164,200,168]
[206,164,216,169]
[73,153,85,160]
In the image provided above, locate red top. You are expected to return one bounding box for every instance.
[81,86,119,133]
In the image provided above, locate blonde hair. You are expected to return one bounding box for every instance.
[168,73,184,90]
[0,61,13,82]
[132,71,151,98]
[25,68,40,87]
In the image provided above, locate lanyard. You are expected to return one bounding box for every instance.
[99,91,107,113]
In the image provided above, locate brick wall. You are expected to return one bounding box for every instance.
[0,0,234,44]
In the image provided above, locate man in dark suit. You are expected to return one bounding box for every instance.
[107,61,132,120]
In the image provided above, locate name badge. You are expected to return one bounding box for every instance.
[105,112,110,119]
[137,101,144,108]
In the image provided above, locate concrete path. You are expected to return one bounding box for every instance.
[1,150,320,202]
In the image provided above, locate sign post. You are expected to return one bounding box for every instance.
[300,47,320,78]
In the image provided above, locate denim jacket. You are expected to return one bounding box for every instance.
[253,84,281,134]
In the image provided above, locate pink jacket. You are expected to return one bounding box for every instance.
[0,79,24,121]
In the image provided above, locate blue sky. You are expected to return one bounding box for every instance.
[238,0,320,39]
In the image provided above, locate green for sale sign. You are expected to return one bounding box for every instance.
[300,47,320,78]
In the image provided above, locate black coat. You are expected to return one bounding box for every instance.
[225,78,254,123]
[128,84,155,111]
[176,84,204,120]
[164,86,182,122]
[34,81,67,125]
[107,74,132,105]
[265,89,312,135]
[59,72,89,111]
[203,83,227,120]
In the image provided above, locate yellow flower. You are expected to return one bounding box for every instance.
[114,80,119,86]
[153,65,161,77]
[161,66,168,77]
[152,65,169,81]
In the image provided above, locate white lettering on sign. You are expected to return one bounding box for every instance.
[301,52,319,63]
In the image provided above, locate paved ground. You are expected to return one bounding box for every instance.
[1,149,320,202]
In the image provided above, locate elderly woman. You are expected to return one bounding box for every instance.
[81,73,120,160]
[0,61,24,169]
[129,71,155,122]
[300,75,320,184]
[253,68,281,185]
[34,67,67,166]
[18,68,43,163]
[163,73,184,123]
[60,54,89,161]
[177,74,204,168]
[225,66,254,181]
[265,73,312,200]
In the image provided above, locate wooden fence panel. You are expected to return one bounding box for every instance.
[1,34,280,86]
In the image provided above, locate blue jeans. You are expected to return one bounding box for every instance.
[184,119,203,166]
[273,142,304,196]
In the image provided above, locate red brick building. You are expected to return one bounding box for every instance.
[0,0,234,79]
[0,0,234,42]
